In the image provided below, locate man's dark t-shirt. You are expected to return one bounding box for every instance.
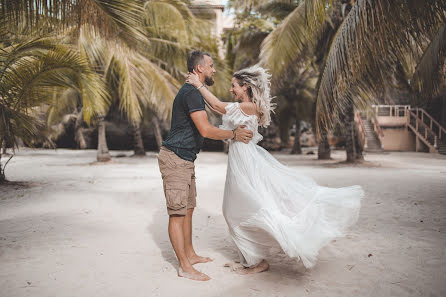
[162,84,206,162]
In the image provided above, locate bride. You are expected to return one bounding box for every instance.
[186,65,364,274]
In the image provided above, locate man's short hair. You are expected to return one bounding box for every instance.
[187,50,211,72]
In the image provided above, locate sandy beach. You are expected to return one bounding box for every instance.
[1,148,445,297]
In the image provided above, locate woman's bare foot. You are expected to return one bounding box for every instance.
[224,261,245,271]
[187,254,213,265]
[236,260,269,275]
[178,267,211,281]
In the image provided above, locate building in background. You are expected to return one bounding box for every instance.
[189,0,234,57]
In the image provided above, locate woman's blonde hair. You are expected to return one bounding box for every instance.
[233,65,275,127]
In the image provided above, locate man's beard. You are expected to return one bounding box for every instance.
[204,75,214,86]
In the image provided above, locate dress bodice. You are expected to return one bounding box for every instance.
[220,102,263,144]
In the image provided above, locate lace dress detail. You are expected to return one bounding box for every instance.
[219,102,364,268]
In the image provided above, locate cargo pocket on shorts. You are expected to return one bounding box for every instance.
[164,181,189,210]
[190,175,197,198]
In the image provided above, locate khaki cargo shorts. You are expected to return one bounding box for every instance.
[157,146,196,216]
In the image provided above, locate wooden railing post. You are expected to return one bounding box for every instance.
[416,109,419,132]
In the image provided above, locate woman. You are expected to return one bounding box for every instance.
[186,65,364,274]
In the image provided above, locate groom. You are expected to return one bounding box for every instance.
[158,50,253,281]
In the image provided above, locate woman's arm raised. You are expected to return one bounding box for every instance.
[186,72,228,114]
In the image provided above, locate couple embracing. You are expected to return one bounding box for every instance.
[157,50,363,281]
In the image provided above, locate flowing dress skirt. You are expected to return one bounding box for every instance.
[223,141,364,268]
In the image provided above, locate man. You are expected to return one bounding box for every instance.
[158,50,253,281]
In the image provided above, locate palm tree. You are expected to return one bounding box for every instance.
[75,26,178,159]
[3,0,232,162]
[261,0,446,162]
[77,0,230,158]
[1,0,146,43]
[0,35,108,181]
[1,0,148,162]
[143,0,232,99]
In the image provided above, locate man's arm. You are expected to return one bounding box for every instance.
[190,110,253,143]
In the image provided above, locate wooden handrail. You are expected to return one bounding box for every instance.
[411,108,446,142]
[408,110,438,149]
[372,114,384,137]
[372,105,411,118]
[409,110,436,137]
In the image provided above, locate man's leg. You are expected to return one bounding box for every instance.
[183,208,213,265]
[168,214,210,281]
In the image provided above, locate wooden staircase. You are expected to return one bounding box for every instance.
[407,108,446,154]
[360,116,383,151]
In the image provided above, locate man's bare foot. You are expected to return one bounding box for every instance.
[236,260,269,275]
[178,267,211,281]
[187,254,213,265]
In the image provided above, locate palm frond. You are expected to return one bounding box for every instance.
[304,0,333,29]
[144,1,188,43]
[145,37,188,73]
[1,40,108,125]
[228,0,297,12]
[260,2,322,74]
[257,2,299,20]
[110,45,179,122]
[411,23,446,100]
[46,89,81,126]
[0,104,46,147]
[89,0,146,42]
[0,0,146,43]
[314,0,446,133]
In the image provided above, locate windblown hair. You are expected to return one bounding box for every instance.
[233,65,275,127]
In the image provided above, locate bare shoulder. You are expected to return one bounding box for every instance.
[239,102,259,116]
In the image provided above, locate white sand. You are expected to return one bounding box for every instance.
[1,148,445,297]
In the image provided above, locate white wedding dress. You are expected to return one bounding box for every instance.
[220,102,364,268]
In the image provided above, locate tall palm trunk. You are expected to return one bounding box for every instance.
[152,115,163,149]
[1,138,6,155]
[133,122,145,155]
[344,103,363,162]
[318,129,331,159]
[97,115,111,162]
[291,117,302,154]
[354,123,364,161]
[74,108,87,149]
[0,150,4,182]
[344,104,356,162]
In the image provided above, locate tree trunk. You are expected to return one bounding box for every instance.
[344,103,364,162]
[318,130,331,159]
[0,150,5,182]
[291,118,302,154]
[74,109,87,149]
[278,106,291,148]
[152,115,163,149]
[1,138,6,155]
[97,115,111,162]
[441,96,446,129]
[354,123,364,161]
[133,122,145,156]
[344,103,356,162]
